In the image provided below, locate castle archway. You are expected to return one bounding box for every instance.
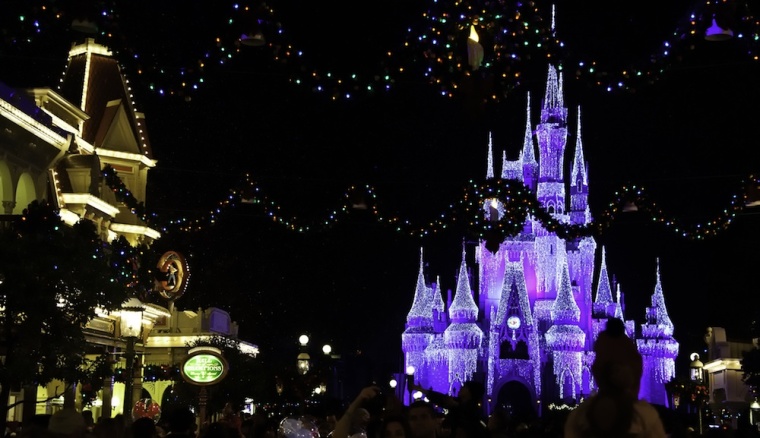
[494,379,537,424]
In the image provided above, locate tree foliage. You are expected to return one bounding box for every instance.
[0,201,133,413]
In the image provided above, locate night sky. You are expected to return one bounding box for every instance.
[1,0,760,385]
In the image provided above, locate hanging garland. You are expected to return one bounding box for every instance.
[112,364,181,383]
[159,171,760,242]
[96,160,760,242]
[102,164,153,225]
[2,0,757,102]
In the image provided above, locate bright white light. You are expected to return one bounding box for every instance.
[389,379,397,388]
[322,344,332,355]
[299,335,309,346]
[406,365,415,375]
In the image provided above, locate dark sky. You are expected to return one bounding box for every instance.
[2,0,760,381]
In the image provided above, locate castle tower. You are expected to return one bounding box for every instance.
[637,259,679,406]
[535,65,568,215]
[502,149,523,181]
[545,257,585,400]
[444,246,483,392]
[533,65,569,298]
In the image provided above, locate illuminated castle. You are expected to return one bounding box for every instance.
[401,64,678,414]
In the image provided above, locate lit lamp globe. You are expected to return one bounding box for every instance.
[297,353,311,375]
[299,335,310,346]
[389,379,397,389]
[689,353,704,382]
[120,298,145,339]
[322,344,332,355]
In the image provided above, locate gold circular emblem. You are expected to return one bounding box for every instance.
[156,251,189,300]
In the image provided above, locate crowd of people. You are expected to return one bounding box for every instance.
[7,318,760,438]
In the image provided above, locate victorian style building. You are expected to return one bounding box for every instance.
[0,38,257,421]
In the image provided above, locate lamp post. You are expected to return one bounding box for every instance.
[119,298,145,420]
[750,400,760,426]
[297,334,311,375]
[405,366,415,405]
[690,352,705,435]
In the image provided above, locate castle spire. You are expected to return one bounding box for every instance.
[434,275,445,313]
[495,261,533,326]
[551,260,580,323]
[487,132,495,179]
[571,106,588,188]
[614,284,624,319]
[407,247,433,322]
[449,245,478,322]
[521,92,537,164]
[646,258,674,335]
[593,247,614,311]
[521,92,539,190]
[541,65,565,124]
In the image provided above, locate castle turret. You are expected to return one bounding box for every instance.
[546,257,585,400]
[569,106,590,225]
[636,259,679,406]
[501,149,523,181]
[403,248,435,378]
[444,246,483,388]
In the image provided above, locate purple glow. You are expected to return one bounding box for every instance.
[401,63,678,412]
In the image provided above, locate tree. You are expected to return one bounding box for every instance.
[0,200,134,430]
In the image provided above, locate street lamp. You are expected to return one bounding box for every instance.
[690,353,705,435]
[119,298,144,419]
[750,400,760,426]
[297,334,311,375]
[405,366,415,405]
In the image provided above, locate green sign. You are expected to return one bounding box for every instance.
[181,353,228,385]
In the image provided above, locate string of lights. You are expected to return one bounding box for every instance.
[144,171,760,242]
[2,0,757,101]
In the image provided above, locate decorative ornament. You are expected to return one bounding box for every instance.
[467,25,484,71]
[155,251,190,301]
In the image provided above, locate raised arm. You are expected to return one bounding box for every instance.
[331,386,381,438]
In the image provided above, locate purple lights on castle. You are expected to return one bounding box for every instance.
[401,64,678,414]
